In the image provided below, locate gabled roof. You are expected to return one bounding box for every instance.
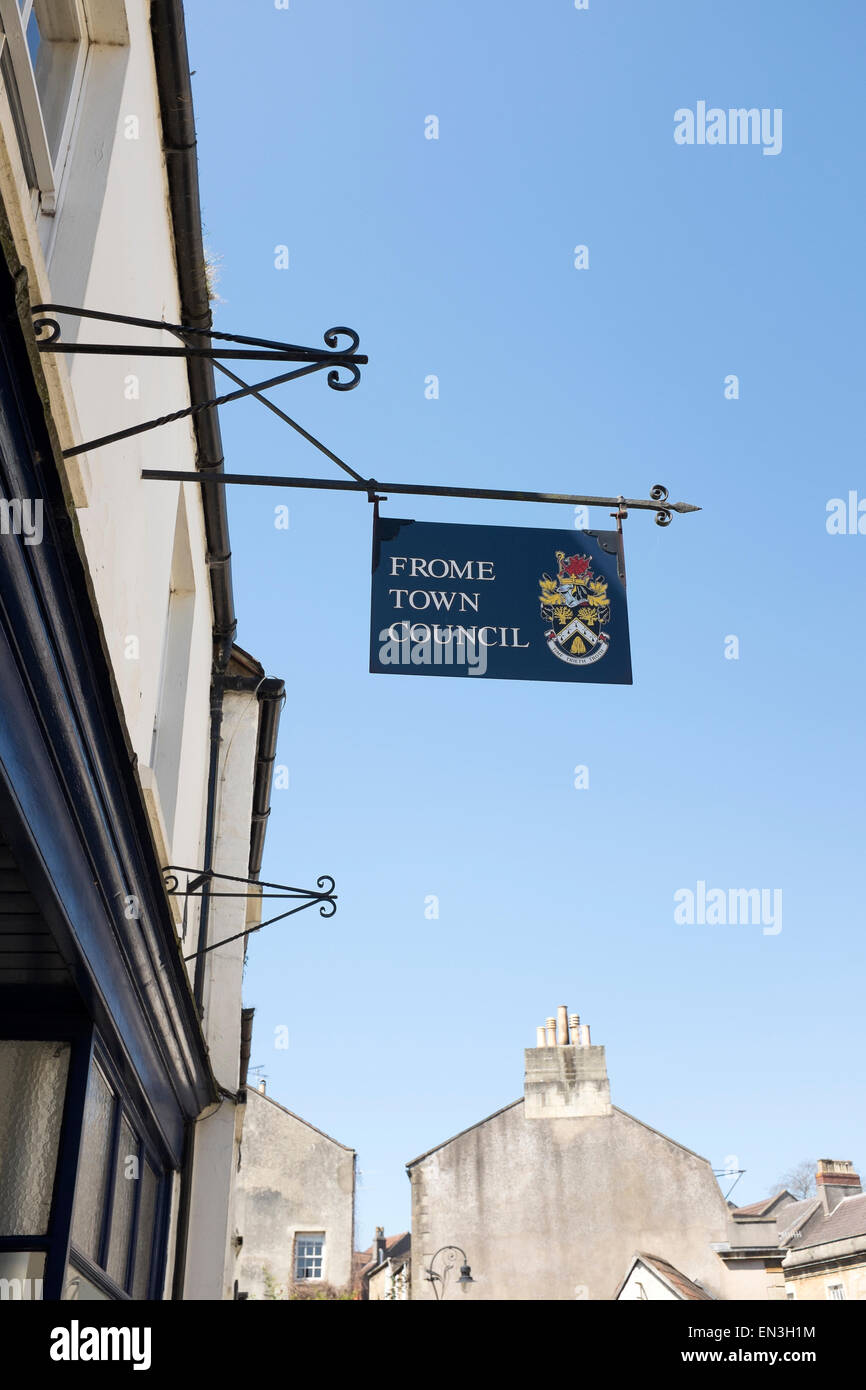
[406,1099,709,1169]
[357,1232,411,1278]
[246,1085,355,1152]
[788,1194,866,1250]
[614,1252,715,1301]
[775,1197,822,1246]
[733,1190,797,1218]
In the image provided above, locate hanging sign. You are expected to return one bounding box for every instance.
[370,516,632,684]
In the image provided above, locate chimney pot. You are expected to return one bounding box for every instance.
[536,1025,546,1047]
[258,1079,266,1094]
[568,1014,580,1045]
[524,1014,612,1119]
[556,1005,569,1046]
[373,1226,386,1265]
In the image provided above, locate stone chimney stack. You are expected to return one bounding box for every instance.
[373,1225,387,1265]
[816,1159,862,1214]
[524,1004,612,1119]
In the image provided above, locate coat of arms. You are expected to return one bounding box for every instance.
[539,550,611,665]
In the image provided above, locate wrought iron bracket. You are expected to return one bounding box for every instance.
[31,304,701,528]
[142,470,700,526]
[162,865,337,960]
[30,304,367,458]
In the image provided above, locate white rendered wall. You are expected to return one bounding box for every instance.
[184,689,262,1300]
[0,0,213,885]
[617,1264,681,1301]
[0,1,264,1301]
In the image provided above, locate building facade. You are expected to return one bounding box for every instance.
[732,1161,866,1302]
[234,1085,356,1300]
[357,1228,411,1301]
[407,1006,784,1301]
[0,0,282,1300]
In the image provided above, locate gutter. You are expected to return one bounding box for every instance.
[239,1007,254,1089]
[150,0,236,661]
[192,671,283,1004]
[150,0,232,996]
[249,678,285,878]
[150,0,236,1299]
[151,0,287,1301]
[191,676,224,1007]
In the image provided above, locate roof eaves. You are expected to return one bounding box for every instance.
[637,1252,715,1301]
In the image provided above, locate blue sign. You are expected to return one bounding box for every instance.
[370,517,632,684]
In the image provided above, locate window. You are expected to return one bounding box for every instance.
[826,1282,846,1301]
[63,1057,166,1301]
[294,1233,324,1281]
[0,0,89,213]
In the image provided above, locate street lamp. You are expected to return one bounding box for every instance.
[425,1246,474,1301]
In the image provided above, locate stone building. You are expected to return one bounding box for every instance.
[731,1160,866,1301]
[234,1085,356,1299]
[407,1005,784,1301]
[357,1229,411,1301]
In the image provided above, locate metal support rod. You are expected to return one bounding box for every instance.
[193,684,223,1008]
[182,900,331,962]
[31,302,367,365]
[29,304,367,457]
[141,470,699,524]
[35,342,365,362]
[166,324,366,483]
[164,865,337,963]
[61,360,354,459]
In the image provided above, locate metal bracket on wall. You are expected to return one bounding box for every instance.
[162,865,337,961]
[143,471,700,527]
[30,303,367,460]
[30,305,702,526]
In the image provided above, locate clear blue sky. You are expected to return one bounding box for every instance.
[184,0,865,1244]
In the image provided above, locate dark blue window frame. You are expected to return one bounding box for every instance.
[0,1012,171,1300]
[64,1038,171,1301]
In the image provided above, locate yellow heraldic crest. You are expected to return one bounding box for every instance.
[538,549,612,666]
